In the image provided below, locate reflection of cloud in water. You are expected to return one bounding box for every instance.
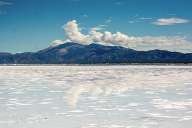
[152,98,192,110]
[66,83,130,107]
[0,66,192,128]
[66,67,192,107]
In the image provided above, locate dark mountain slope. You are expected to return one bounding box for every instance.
[0,42,192,64]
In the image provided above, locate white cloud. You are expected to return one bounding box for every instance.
[114,1,124,5]
[91,24,107,31]
[128,21,135,24]
[50,40,64,47]
[0,1,12,16]
[0,1,12,6]
[63,20,192,53]
[153,17,190,26]
[82,14,88,18]
[139,17,153,20]
[64,20,92,44]
[168,13,177,16]
[105,17,112,23]
[50,39,72,47]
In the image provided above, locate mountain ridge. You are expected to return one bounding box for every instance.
[0,42,192,64]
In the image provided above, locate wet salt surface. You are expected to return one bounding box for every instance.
[0,65,192,128]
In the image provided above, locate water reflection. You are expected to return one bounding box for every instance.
[0,66,192,128]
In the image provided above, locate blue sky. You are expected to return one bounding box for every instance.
[0,0,192,53]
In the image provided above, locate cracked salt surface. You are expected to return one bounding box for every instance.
[0,65,192,128]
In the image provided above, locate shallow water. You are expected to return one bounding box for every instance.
[0,65,192,128]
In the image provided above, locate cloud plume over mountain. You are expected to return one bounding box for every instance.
[62,20,192,53]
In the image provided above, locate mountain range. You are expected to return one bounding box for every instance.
[0,42,192,64]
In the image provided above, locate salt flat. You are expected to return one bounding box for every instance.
[0,65,192,128]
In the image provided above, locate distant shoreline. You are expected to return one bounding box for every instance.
[0,63,192,66]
